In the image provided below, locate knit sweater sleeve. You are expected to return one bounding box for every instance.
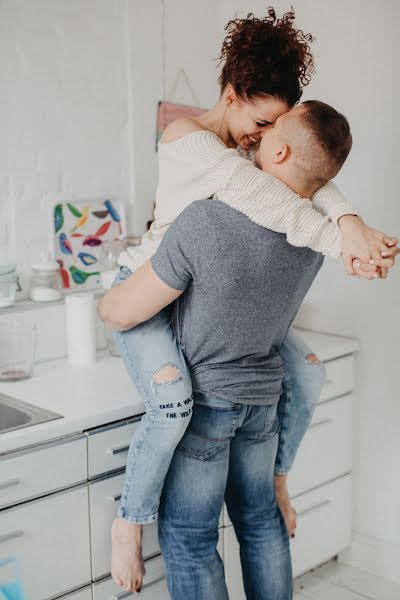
[162,132,351,258]
[312,180,358,222]
[214,159,343,258]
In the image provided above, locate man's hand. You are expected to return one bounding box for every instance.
[97,261,182,330]
[338,215,399,277]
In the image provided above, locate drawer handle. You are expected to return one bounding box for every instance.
[0,478,20,491]
[297,499,331,518]
[107,445,130,456]
[111,575,165,599]
[107,493,122,503]
[0,529,24,544]
[309,417,332,430]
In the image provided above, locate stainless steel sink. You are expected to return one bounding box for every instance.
[0,393,63,435]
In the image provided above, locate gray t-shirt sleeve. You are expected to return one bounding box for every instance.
[151,200,211,291]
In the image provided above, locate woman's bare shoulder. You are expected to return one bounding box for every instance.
[160,118,207,143]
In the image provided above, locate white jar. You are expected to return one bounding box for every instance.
[29,254,63,302]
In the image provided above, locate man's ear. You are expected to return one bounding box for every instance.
[275,144,289,163]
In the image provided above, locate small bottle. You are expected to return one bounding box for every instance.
[30,252,63,302]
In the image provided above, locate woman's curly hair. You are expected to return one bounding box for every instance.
[218,7,315,106]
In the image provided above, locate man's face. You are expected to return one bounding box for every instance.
[257,105,307,171]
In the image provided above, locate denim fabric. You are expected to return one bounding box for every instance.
[112,267,193,523]
[112,266,326,523]
[275,328,327,474]
[158,395,293,600]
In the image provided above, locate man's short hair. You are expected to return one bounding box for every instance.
[301,100,352,180]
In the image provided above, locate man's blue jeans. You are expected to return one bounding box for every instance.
[158,395,293,600]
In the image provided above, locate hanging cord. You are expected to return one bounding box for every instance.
[167,68,201,107]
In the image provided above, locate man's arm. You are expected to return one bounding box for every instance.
[97,261,183,331]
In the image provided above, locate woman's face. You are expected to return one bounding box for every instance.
[227,94,290,150]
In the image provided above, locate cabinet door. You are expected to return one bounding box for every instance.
[0,486,91,600]
[89,473,160,580]
[291,474,352,577]
[223,526,245,600]
[289,394,352,497]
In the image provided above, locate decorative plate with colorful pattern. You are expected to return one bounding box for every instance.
[52,198,126,291]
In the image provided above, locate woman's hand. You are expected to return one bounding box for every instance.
[338,215,399,276]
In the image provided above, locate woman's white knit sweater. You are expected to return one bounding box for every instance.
[118,131,356,272]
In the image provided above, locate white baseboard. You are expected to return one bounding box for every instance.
[338,531,400,584]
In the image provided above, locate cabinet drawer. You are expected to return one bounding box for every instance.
[0,485,91,600]
[320,355,354,403]
[89,473,160,580]
[0,435,87,509]
[291,474,352,578]
[289,394,352,497]
[92,555,169,600]
[87,419,140,478]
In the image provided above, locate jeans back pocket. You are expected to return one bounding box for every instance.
[178,401,241,461]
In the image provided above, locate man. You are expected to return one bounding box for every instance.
[98,101,393,599]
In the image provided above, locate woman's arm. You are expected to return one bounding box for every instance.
[216,158,398,268]
[312,180,357,223]
[161,120,398,266]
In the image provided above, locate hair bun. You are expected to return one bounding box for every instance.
[218,8,315,105]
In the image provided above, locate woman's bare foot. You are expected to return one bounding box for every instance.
[111,517,146,592]
[275,474,297,538]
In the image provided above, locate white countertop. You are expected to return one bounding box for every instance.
[0,329,359,455]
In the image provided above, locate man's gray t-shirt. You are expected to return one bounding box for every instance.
[151,199,324,405]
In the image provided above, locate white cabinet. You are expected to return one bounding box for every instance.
[0,485,91,600]
[0,434,87,509]
[319,355,354,403]
[289,394,352,497]
[87,420,139,479]
[291,474,352,577]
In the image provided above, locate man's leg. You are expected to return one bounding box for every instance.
[158,396,244,600]
[225,403,293,600]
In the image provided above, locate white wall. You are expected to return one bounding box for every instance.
[0,0,220,266]
[220,1,400,546]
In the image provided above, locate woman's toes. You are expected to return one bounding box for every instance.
[112,575,123,587]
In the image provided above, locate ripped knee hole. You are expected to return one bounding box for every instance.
[153,363,182,385]
[306,353,321,364]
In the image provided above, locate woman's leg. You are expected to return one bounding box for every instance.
[274,327,327,536]
[110,267,193,592]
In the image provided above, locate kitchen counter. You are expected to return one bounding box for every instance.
[0,329,359,455]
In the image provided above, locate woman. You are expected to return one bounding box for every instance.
[99,8,397,593]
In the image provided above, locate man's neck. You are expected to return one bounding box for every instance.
[265,166,319,199]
